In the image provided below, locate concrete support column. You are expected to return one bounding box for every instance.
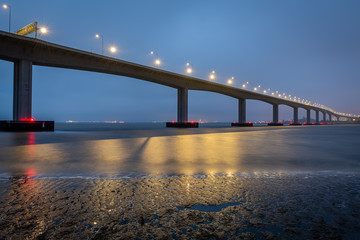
[273,104,279,123]
[293,107,298,124]
[315,110,320,124]
[322,112,326,122]
[13,60,32,121]
[328,113,332,122]
[306,109,311,124]
[177,88,188,122]
[238,98,246,123]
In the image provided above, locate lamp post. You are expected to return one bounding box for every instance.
[109,46,117,54]
[209,70,215,80]
[150,51,161,67]
[95,34,104,55]
[2,4,11,32]
[185,62,193,75]
[36,26,47,39]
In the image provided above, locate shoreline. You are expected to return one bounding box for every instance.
[1,174,359,239]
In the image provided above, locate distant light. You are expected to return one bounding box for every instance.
[242,84,246,88]
[271,92,274,95]
[150,51,154,55]
[186,62,190,66]
[155,59,161,65]
[40,27,47,34]
[278,94,282,97]
[109,46,117,53]
[254,87,257,91]
[209,74,215,80]
[95,34,100,38]
[263,90,267,93]
[212,70,215,74]
[3,4,8,9]
[186,67,192,74]
[227,79,232,84]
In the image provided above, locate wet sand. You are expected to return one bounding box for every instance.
[1,173,359,239]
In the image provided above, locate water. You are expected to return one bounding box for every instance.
[0,123,359,179]
[1,123,360,239]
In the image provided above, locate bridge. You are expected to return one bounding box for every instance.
[0,30,359,130]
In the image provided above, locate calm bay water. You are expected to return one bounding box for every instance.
[1,123,360,239]
[0,123,359,179]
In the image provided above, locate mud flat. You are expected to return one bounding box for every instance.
[0,173,359,239]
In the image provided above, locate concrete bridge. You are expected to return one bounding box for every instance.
[0,30,358,129]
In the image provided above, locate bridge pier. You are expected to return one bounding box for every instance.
[322,112,326,122]
[13,60,32,120]
[268,104,282,126]
[290,107,301,125]
[306,109,311,124]
[177,88,188,122]
[316,110,320,124]
[0,59,54,131]
[231,98,253,127]
[166,88,198,128]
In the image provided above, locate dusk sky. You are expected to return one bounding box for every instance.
[1,0,359,122]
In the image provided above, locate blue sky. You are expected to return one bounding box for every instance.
[1,0,359,122]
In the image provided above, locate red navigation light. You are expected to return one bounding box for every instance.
[248,122,252,124]
[312,122,314,125]
[320,122,323,125]
[20,118,35,122]
[233,122,236,124]
[172,121,175,124]
[191,121,194,124]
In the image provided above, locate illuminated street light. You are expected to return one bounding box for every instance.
[209,70,216,80]
[40,27,47,34]
[227,77,234,85]
[109,46,117,54]
[95,34,104,55]
[35,25,48,39]
[2,4,11,32]
[150,51,161,67]
[185,62,193,74]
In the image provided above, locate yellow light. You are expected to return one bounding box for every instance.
[155,59,161,65]
[227,79,232,84]
[271,92,274,95]
[109,46,117,53]
[278,94,282,97]
[242,84,246,88]
[95,34,100,38]
[186,67,192,74]
[254,87,257,91]
[212,70,215,74]
[209,74,215,80]
[186,62,190,66]
[3,4,8,9]
[40,27,47,34]
[263,90,267,93]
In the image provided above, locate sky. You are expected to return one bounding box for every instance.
[0,0,359,122]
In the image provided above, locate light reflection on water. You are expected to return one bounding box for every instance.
[1,125,360,178]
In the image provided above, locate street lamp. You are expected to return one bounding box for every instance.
[185,62,193,75]
[95,34,104,55]
[227,76,234,85]
[209,70,215,80]
[2,4,11,32]
[109,46,117,54]
[35,26,48,39]
[150,51,161,67]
